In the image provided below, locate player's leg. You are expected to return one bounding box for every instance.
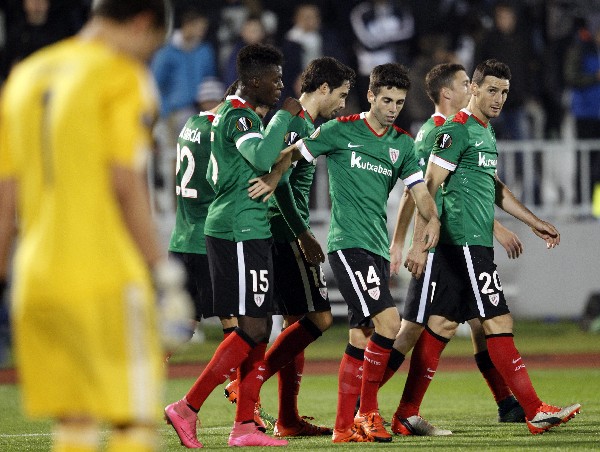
[332,326,373,443]
[165,237,257,447]
[264,240,332,436]
[226,239,287,446]
[466,245,580,434]
[329,249,395,442]
[468,318,525,422]
[53,418,100,452]
[105,423,158,452]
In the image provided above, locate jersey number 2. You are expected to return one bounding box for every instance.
[175,143,197,198]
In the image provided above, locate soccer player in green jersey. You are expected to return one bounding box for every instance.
[403,59,580,435]
[164,43,302,448]
[241,57,356,438]
[278,63,440,443]
[382,63,526,436]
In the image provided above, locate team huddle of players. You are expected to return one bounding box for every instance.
[163,42,581,447]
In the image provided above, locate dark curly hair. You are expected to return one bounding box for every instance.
[472,59,511,85]
[300,57,356,94]
[236,43,284,84]
[369,63,411,96]
[425,63,467,104]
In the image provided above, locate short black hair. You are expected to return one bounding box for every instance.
[472,59,511,85]
[369,63,411,96]
[425,63,467,104]
[236,43,284,84]
[300,57,355,94]
[92,0,171,29]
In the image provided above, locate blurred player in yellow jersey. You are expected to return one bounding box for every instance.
[0,1,189,451]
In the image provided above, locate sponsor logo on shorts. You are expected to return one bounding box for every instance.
[489,293,500,306]
[368,287,380,300]
[254,293,265,307]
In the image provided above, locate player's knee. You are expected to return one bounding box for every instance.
[307,310,333,332]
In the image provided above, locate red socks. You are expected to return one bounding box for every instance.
[379,348,405,388]
[185,329,253,410]
[236,341,268,423]
[486,334,542,419]
[223,327,238,382]
[358,333,393,414]
[263,317,321,379]
[335,344,364,430]
[396,328,448,419]
[276,352,305,426]
[474,349,513,403]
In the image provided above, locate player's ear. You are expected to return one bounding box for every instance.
[367,89,375,104]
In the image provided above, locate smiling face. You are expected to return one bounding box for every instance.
[254,64,284,108]
[367,86,407,130]
[470,75,510,122]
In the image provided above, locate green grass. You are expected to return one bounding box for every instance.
[169,319,600,364]
[0,369,598,451]
[1,319,598,450]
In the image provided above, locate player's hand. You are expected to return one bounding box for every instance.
[298,230,325,264]
[281,97,302,116]
[421,217,440,252]
[248,171,282,202]
[531,220,560,249]
[153,260,195,352]
[404,244,428,279]
[493,221,523,259]
[390,241,403,275]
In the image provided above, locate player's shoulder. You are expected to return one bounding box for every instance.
[336,113,363,123]
[451,109,471,125]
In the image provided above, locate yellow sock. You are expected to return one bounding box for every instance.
[52,423,99,452]
[592,183,600,218]
[106,425,159,452]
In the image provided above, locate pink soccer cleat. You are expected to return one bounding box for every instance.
[228,421,288,447]
[164,398,203,448]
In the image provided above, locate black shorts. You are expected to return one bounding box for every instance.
[206,236,274,318]
[169,251,214,320]
[402,252,438,325]
[328,248,395,328]
[273,240,330,316]
[429,244,510,323]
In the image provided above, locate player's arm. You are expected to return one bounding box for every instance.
[405,161,447,278]
[493,219,523,259]
[0,178,16,294]
[238,98,301,172]
[494,173,560,248]
[390,187,415,275]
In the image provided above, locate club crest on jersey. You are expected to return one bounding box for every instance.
[309,127,321,139]
[236,117,253,131]
[285,131,299,145]
[436,133,452,149]
[319,288,328,299]
[389,148,399,164]
[254,293,265,307]
[489,293,500,306]
[368,287,380,300]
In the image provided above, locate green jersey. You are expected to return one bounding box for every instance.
[297,112,423,260]
[267,109,316,242]
[414,113,446,214]
[430,108,498,247]
[205,96,293,241]
[169,112,215,254]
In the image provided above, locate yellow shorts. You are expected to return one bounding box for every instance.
[12,280,164,424]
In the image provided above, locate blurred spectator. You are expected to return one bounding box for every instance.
[1,0,83,80]
[197,76,226,111]
[475,0,540,140]
[222,15,268,87]
[151,7,217,214]
[350,0,416,112]
[280,3,349,100]
[215,0,277,74]
[564,13,600,214]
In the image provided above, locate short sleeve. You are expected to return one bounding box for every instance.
[430,122,468,172]
[296,118,338,162]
